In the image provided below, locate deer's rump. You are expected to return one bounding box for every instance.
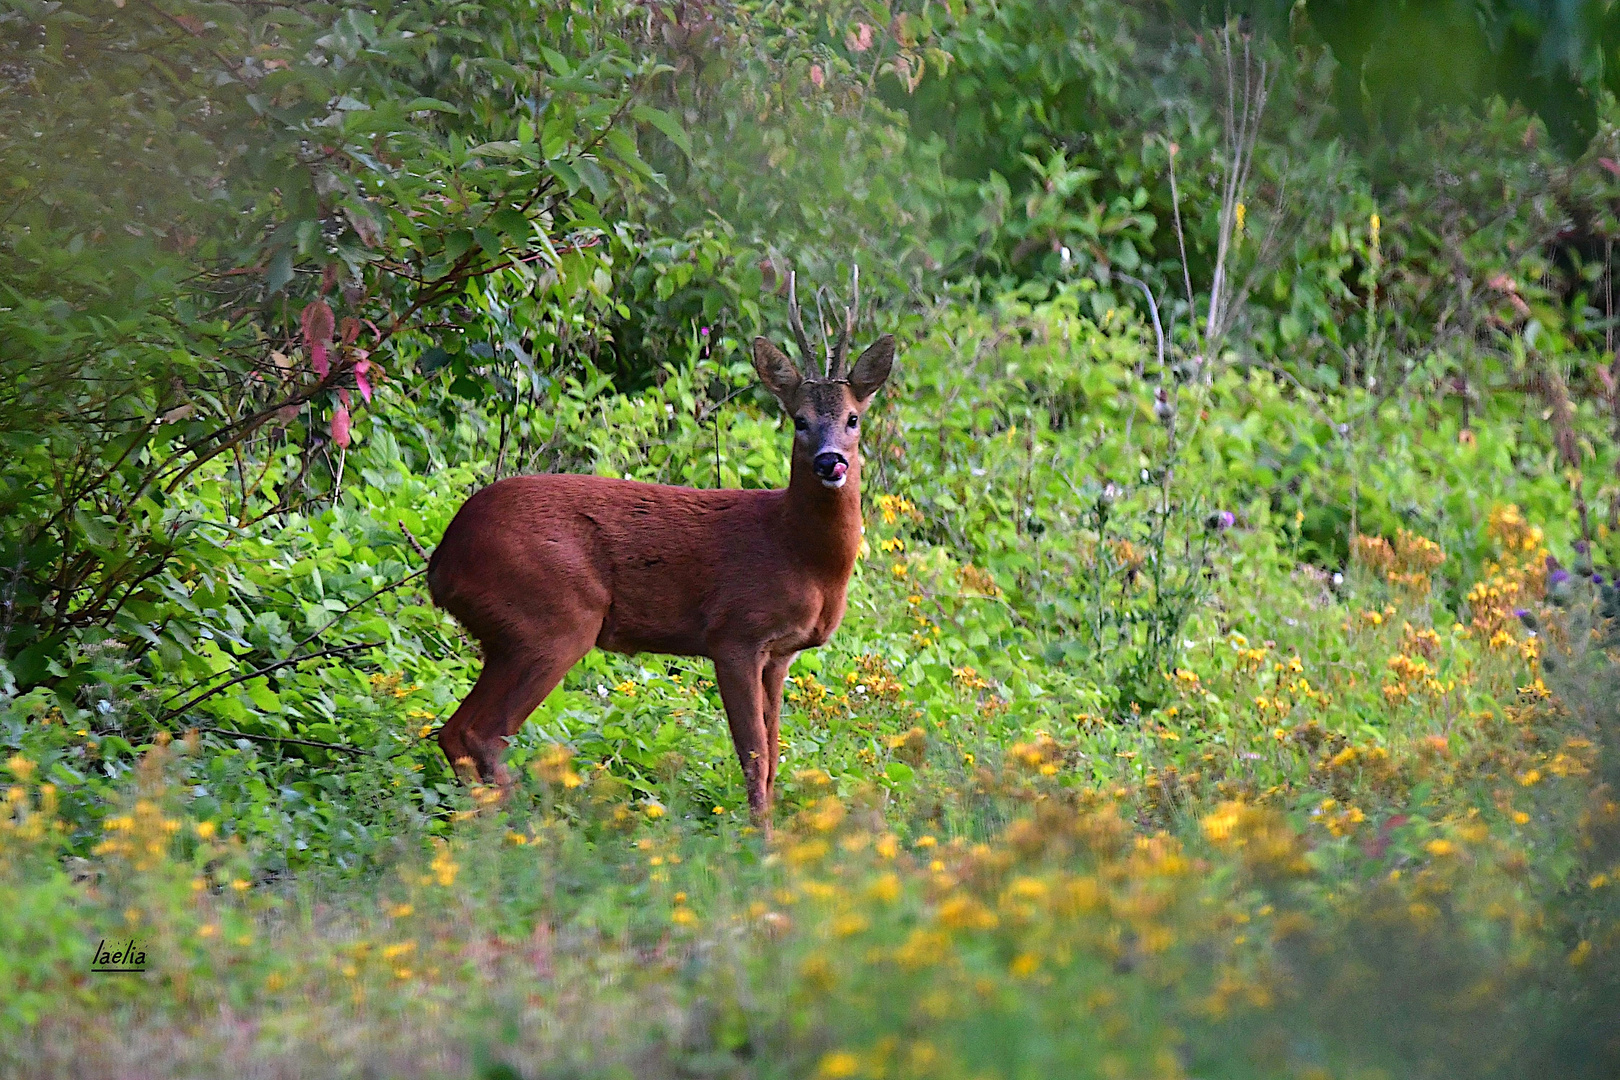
[427,474,791,659]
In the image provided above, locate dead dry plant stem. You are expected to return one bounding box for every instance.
[1166,141,1198,350]
[1118,273,1166,377]
[1206,22,1273,352]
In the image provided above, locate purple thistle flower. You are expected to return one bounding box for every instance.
[1593,573,1605,585]
[1549,568,1571,587]
[1574,539,1590,554]
[1217,511,1236,530]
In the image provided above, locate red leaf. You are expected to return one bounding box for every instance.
[331,403,351,448]
[337,387,351,409]
[311,341,330,378]
[340,317,360,346]
[355,359,372,404]
[1360,813,1410,859]
[300,299,335,348]
[1601,157,1620,178]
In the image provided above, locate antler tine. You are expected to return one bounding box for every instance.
[786,271,817,375]
[829,264,859,379]
[813,285,836,377]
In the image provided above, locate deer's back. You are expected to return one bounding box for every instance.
[428,474,830,658]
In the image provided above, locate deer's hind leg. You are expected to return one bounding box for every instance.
[439,619,599,788]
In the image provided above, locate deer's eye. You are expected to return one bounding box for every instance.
[846,413,859,429]
[793,416,809,432]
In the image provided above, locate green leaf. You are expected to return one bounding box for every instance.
[247,681,281,712]
[632,105,690,154]
[73,509,115,550]
[490,209,531,239]
[548,158,582,194]
[547,77,606,95]
[265,248,294,294]
[442,231,474,263]
[469,141,525,161]
[404,97,459,114]
[575,158,610,201]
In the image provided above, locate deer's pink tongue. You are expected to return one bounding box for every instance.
[829,459,848,480]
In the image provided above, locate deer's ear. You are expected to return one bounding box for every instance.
[752,337,802,406]
[848,335,895,402]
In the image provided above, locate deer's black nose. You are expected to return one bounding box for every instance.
[813,452,848,482]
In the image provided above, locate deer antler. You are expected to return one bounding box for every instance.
[786,271,818,375]
[812,285,835,376]
[829,264,859,379]
[787,265,862,380]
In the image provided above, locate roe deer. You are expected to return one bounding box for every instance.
[427,271,894,830]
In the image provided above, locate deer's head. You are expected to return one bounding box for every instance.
[752,268,894,489]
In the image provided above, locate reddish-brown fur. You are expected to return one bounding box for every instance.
[427,315,894,830]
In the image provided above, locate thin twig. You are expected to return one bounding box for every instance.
[157,567,424,712]
[180,721,368,756]
[158,642,379,722]
[288,567,425,654]
[398,521,432,563]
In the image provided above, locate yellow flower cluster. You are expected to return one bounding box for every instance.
[787,672,850,726]
[852,653,908,709]
[1353,529,1446,592]
[531,743,583,789]
[1467,504,1547,644]
[1,767,57,849]
[1384,652,1444,704]
[369,671,418,699]
[1231,632,1270,671]
[1200,800,1311,878]
[425,840,458,887]
[887,727,928,766]
[92,797,184,870]
[874,494,923,526]
[1006,732,1066,776]
[956,563,1002,598]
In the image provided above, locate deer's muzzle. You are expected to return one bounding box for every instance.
[813,452,849,488]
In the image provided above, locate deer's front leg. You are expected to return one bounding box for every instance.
[761,653,794,810]
[713,649,771,832]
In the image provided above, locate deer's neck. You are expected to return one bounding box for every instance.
[781,452,864,578]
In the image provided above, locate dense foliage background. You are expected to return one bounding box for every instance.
[4,0,1620,1075]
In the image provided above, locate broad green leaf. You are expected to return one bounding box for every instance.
[631,105,690,154]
